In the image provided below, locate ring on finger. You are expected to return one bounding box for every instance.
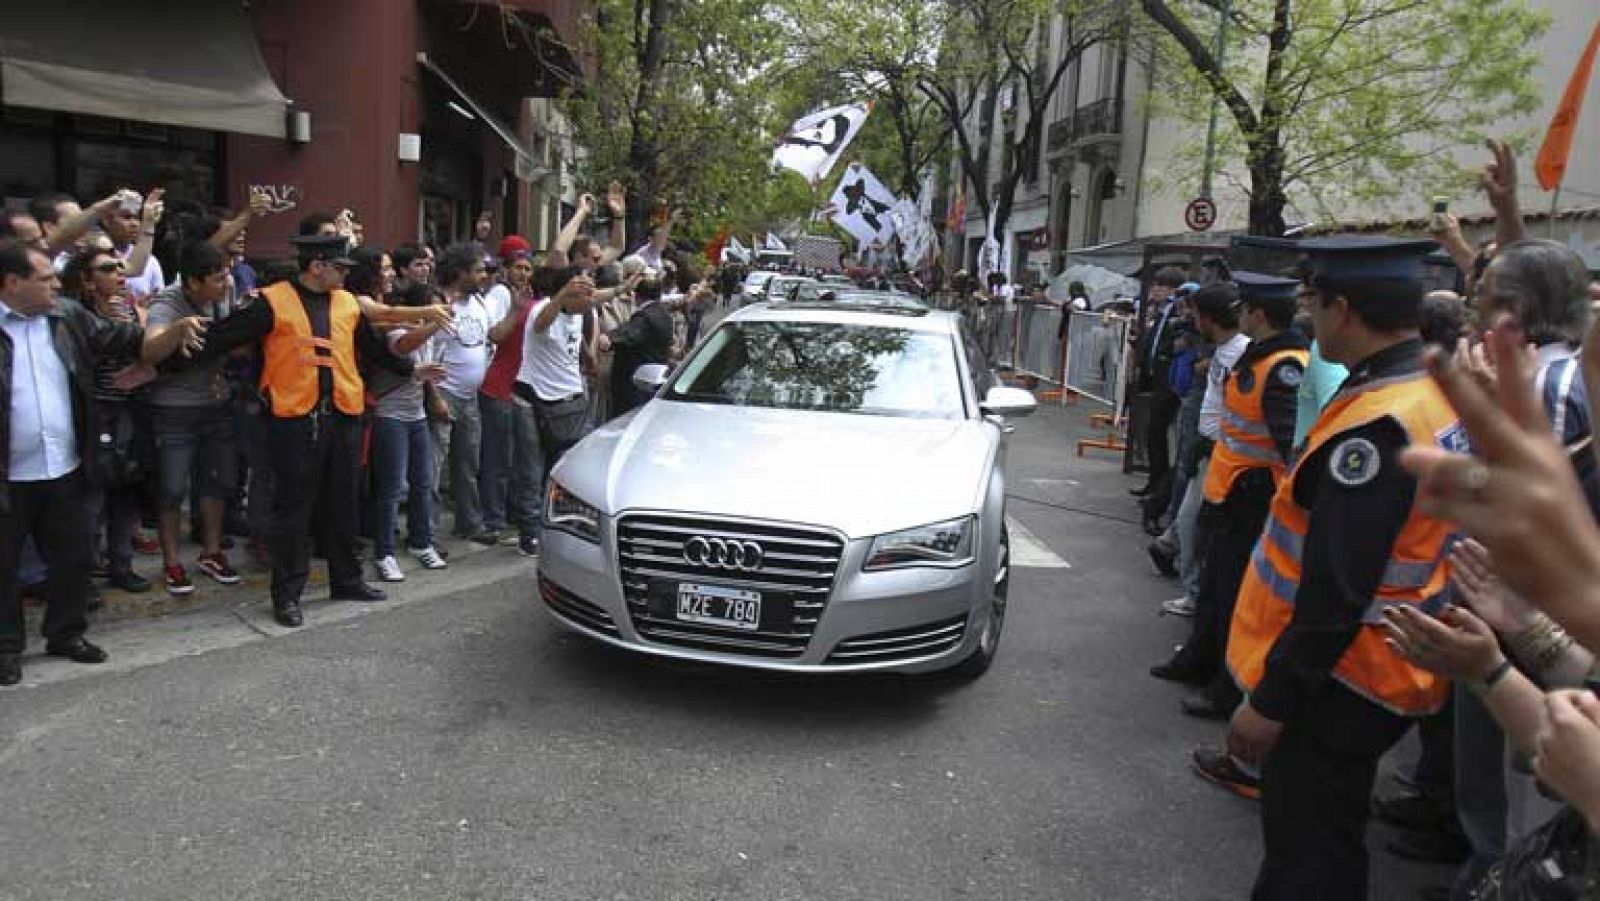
[1460,462,1491,496]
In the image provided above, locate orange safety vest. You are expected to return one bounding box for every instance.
[1227,371,1459,717]
[258,281,365,417]
[1202,347,1309,503]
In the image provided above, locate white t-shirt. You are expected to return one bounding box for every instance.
[117,246,165,304]
[438,293,492,400]
[517,299,585,401]
[483,283,513,327]
[1200,333,1251,440]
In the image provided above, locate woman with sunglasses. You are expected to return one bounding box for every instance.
[62,249,154,593]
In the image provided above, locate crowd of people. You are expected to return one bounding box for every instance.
[0,180,717,683]
[1126,140,1600,898]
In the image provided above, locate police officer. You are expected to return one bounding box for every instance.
[1198,237,1459,900]
[176,231,428,626]
[1152,273,1308,723]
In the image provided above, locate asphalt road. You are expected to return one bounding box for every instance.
[0,401,1448,900]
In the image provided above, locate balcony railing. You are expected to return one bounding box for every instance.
[1046,97,1123,154]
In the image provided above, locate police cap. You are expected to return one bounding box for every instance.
[1300,236,1439,282]
[289,233,356,266]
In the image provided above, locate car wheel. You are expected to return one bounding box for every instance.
[944,523,1009,682]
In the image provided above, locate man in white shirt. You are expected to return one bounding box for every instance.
[431,244,497,544]
[515,266,597,497]
[101,189,166,304]
[633,207,679,271]
[0,242,205,685]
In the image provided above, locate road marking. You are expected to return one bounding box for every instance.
[1007,516,1071,568]
[1030,478,1080,487]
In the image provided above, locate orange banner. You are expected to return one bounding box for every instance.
[1536,17,1600,191]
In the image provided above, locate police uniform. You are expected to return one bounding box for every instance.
[1226,238,1456,899]
[178,235,403,626]
[1158,274,1307,709]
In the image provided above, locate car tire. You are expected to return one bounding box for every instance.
[943,523,1009,682]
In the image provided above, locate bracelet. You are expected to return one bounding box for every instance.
[1508,614,1574,675]
[1470,658,1514,695]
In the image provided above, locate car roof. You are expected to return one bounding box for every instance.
[732,299,952,332]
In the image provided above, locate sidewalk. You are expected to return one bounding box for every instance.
[15,529,536,691]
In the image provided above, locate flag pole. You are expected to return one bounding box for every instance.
[1550,184,1562,240]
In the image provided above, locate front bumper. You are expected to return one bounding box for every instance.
[535,521,987,674]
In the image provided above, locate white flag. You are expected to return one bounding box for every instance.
[978,206,1002,282]
[828,163,898,248]
[890,197,935,268]
[771,102,872,186]
[724,235,750,262]
[764,233,788,252]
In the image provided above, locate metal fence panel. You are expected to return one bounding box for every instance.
[1062,311,1131,409]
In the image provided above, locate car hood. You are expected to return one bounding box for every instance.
[555,401,995,539]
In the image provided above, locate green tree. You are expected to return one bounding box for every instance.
[1139,0,1547,235]
[773,0,950,200]
[560,0,809,244]
[917,0,1128,260]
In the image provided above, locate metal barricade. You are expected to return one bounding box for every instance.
[1062,310,1131,410]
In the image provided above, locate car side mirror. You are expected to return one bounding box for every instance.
[632,364,671,394]
[979,385,1036,418]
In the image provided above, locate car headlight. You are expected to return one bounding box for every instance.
[545,480,601,543]
[863,516,976,571]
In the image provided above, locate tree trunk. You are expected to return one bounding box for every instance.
[1247,139,1288,237]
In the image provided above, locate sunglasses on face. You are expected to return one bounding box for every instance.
[92,262,125,274]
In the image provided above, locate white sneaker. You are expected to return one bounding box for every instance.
[375,555,405,582]
[1162,596,1196,617]
[410,546,448,570]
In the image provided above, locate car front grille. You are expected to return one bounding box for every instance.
[825,615,968,665]
[616,514,844,658]
[540,574,620,636]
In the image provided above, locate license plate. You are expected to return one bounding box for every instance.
[676,583,762,631]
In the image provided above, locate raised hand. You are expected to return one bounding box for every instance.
[607,181,627,217]
[1401,318,1600,636]
[1481,139,1519,211]
[140,188,166,233]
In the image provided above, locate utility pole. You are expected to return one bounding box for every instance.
[1199,0,1233,201]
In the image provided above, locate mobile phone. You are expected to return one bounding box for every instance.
[1429,196,1449,231]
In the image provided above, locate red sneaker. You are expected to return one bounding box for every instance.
[196,553,242,586]
[164,565,195,596]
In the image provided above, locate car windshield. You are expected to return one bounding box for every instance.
[666,320,965,419]
[742,273,774,289]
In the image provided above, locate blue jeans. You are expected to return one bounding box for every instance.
[372,417,436,558]
[478,394,543,539]
[1160,455,1207,601]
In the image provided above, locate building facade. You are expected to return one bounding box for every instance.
[948,0,1600,282]
[0,0,584,258]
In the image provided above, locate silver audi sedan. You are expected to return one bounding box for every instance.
[536,297,1036,678]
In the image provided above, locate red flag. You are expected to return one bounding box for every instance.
[945,180,966,232]
[1536,16,1600,191]
[704,225,730,262]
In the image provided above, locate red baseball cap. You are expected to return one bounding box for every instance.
[497,234,532,260]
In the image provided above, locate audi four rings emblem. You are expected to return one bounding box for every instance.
[683,536,764,571]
